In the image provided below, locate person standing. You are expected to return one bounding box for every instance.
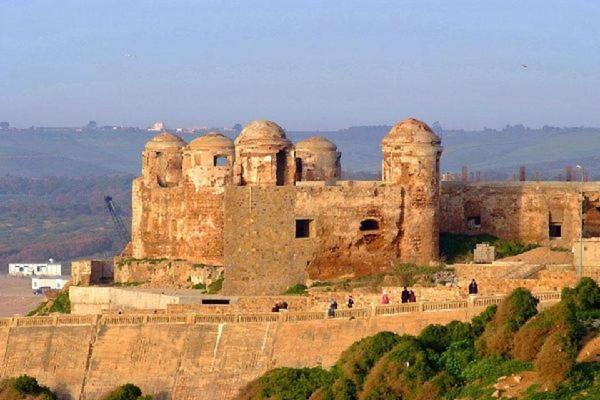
[409,290,416,303]
[468,279,479,295]
[347,295,354,309]
[401,286,410,303]
[381,292,390,305]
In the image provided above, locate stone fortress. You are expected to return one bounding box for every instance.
[129,118,442,294]
[5,117,600,400]
[126,116,600,295]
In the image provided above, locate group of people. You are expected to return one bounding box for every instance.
[379,287,417,305]
[271,301,289,312]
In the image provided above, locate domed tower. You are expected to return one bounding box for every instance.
[142,132,186,187]
[183,132,235,187]
[295,136,341,181]
[382,118,442,264]
[234,120,295,186]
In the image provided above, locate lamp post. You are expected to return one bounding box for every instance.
[576,165,584,280]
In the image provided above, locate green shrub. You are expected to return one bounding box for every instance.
[471,305,497,336]
[48,291,70,314]
[207,277,224,294]
[103,383,147,400]
[476,288,538,356]
[359,335,436,400]
[437,340,476,380]
[12,375,57,400]
[282,284,308,296]
[239,367,332,400]
[439,232,539,263]
[191,282,206,290]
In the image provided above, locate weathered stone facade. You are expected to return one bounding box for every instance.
[130,118,442,294]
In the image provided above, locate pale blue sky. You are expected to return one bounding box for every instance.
[1,0,599,130]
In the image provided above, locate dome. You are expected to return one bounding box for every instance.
[235,120,291,146]
[295,136,337,152]
[382,118,441,147]
[187,132,234,152]
[145,132,186,151]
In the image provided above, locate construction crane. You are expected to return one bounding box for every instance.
[104,196,129,247]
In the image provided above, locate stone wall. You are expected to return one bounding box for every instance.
[113,258,223,288]
[440,182,597,247]
[0,299,530,400]
[222,182,439,295]
[131,179,225,265]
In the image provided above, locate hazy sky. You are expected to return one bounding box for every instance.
[2,1,600,130]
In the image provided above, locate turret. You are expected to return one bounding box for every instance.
[183,132,235,188]
[294,136,341,181]
[382,118,442,264]
[142,133,185,187]
[234,120,295,186]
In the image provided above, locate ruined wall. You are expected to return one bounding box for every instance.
[222,182,427,295]
[440,182,586,247]
[130,178,224,265]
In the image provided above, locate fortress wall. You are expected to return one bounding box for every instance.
[441,182,584,247]
[70,286,181,314]
[223,184,417,295]
[0,325,94,399]
[131,179,225,265]
[0,307,492,400]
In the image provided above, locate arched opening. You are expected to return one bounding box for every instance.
[295,157,303,181]
[360,219,380,231]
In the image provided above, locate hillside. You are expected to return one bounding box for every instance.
[2,125,600,179]
[0,175,132,273]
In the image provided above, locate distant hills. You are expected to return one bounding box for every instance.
[2,124,600,179]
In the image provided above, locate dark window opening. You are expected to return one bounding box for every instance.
[549,223,562,239]
[155,151,162,157]
[295,157,303,181]
[276,150,286,186]
[296,219,315,238]
[467,216,481,229]
[360,219,380,231]
[214,155,228,167]
[201,299,230,305]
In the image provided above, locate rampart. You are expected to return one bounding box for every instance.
[0,292,560,400]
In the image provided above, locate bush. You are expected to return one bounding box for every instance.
[439,232,539,263]
[359,336,435,400]
[477,288,538,356]
[12,375,57,400]
[191,282,206,290]
[239,367,332,400]
[207,277,224,294]
[471,304,497,336]
[534,332,577,390]
[324,332,401,399]
[103,383,146,400]
[282,284,308,296]
[437,340,476,380]
[48,291,71,314]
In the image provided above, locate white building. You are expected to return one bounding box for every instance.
[8,261,62,277]
[32,275,70,291]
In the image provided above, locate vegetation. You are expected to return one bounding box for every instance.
[192,282,206,290]
[7,375,57,400]
[440,232,539,263]
[241,282,600,399]
[207,276,224,294]
[282,284,308,296]
[27,290,71,316]
[102,383,152,400]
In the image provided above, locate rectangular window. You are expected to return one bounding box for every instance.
[214,155,228,167]
[296,219,315,238]
[467,216,481,229]
[201,299,230,305]
[549,223,562,239]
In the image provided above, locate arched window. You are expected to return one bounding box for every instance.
[360,219,380,231]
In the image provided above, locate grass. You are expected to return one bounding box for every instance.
[282,284,308,295]
[207,277,224,294]
[192,282,206,290]
[440,232,540,263]
[113,281,144,287]
[27,291,71,316]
